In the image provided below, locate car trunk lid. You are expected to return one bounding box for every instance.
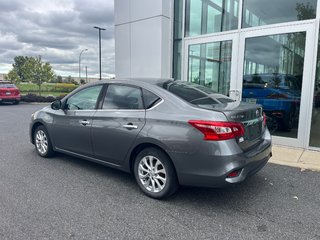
[198,101,265,151]
[0,84,20,96]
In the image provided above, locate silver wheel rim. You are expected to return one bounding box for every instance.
[138,155,167,193]
[35,130,48,155]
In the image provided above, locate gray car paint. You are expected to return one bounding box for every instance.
[30,78,272,188]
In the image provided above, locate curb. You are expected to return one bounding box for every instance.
[269,145,320,172]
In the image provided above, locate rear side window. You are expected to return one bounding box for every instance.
[142,89,161,109]
[103,84,144,110]
[163,81,206,102]
[161,81,232,105]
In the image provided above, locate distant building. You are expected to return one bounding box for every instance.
[0,73,7,81]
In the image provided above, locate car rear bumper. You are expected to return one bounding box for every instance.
[169,130,272,188]
[0,95,21,102]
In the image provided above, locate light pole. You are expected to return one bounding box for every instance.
[93,26,106,80]
[79,48,88,81]
[85,66,88,83]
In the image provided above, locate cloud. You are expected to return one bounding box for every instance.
[0,0,114,78]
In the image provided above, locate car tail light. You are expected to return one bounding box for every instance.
[263,112,267,126]
[266,93,288,99]
[188,120,245,141]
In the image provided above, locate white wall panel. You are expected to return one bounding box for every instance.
[131,17,162,77]
[114,0,130,25]
[115,24,131,78]
[114,0,174,78]
[130,0,162,22]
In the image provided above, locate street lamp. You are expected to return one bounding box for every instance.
[79,48,88,81]
[93,26,106,80]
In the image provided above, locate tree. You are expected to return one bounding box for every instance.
[12,56,29,82]
[56,75,63,83]
[5,70,20,83]
[7,56,55,94]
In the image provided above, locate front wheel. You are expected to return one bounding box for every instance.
[34,126,54,157]
[133,148,179,199]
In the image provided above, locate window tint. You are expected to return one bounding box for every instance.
[163,81,206,102]
[161,80,233,106]
[142,89,161,109]
[103,84,144,110]
[66,85,102,110]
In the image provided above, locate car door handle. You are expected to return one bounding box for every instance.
[80,120,90,126]
[123,124,138,130]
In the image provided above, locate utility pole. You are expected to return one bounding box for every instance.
[85,66,88,83]
[93,26,106,80]
[79,49,88,81]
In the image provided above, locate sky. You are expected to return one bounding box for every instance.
[0,0,114,79]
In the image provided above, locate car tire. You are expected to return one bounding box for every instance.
[133,147,179,199]
[14,100,20,105]
[34,126,54,158]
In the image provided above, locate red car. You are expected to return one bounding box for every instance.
[0,81,21,104]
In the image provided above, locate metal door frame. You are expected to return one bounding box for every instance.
[183,32,241,100]
[238,22,316,148]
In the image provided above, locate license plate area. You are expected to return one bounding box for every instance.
[246,123,262,140]
[6,92,11,95]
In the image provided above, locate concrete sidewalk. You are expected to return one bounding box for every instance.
[269,145,320,171]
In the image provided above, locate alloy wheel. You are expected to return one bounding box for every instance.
[138,155,167,193]
[35,130,48,155]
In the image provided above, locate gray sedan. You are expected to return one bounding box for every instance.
[30,79,272,199]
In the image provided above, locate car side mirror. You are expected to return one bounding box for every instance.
[51,100,62,110]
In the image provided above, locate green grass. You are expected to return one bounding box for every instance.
[17,83,78,93]
[17,83,78,98]
[22,92,68,97]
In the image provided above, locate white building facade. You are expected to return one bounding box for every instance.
[115,0,320,151]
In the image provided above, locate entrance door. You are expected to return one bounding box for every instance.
[238,23,316,148]
[183,33,240,100]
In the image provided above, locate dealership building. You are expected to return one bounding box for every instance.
[114,0,320,151]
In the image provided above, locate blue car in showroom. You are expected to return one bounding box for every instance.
[242,73,301,132]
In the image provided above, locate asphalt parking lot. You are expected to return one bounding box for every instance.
[1,103,320,240]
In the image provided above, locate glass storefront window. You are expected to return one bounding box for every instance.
[188,40,232,95]
[242,32,306,138]
[309,30,320,148]
[242,0,317,28]
[185,0,239,37]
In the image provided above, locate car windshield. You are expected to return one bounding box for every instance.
[160,80,234,106]
[0,83,16,88]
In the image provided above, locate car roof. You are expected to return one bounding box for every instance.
[86,78,174,89]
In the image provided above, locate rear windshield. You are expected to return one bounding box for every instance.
[0,83,16,88]
[160,80,234,105]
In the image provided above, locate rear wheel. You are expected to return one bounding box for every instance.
[133,148,179,199]
[34,126,54,157]
[13,100,20,105]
